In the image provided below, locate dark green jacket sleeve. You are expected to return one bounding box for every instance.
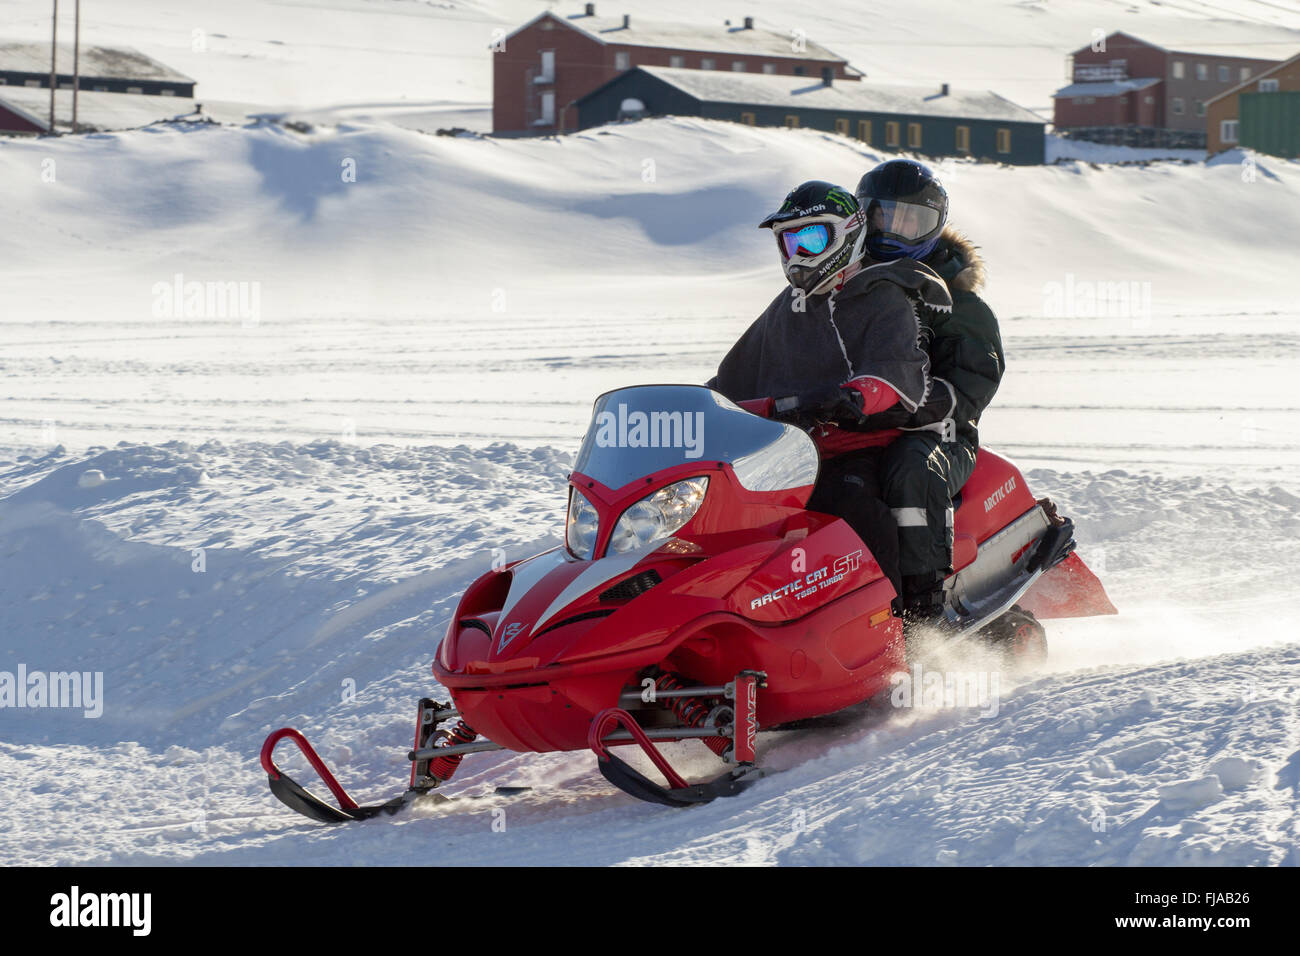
[903,291,1004,446]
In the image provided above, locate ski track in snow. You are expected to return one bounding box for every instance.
[1,439,1298,865]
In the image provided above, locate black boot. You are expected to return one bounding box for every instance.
[900,571,950,638]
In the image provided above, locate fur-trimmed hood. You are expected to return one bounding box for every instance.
[930,225,987,294]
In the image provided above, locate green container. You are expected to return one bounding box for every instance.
[1240,91,1300,159]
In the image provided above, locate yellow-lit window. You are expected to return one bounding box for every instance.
[834,117,849,135]
[907,123,922,148]
[858,119,872,143]
[785,114,800,128]
[955,125,970,153]
[885,121,899,146]
[740,111,756,125]
[996,128,1011,154]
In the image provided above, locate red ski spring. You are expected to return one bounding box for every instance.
[655,673,730,757]
[427,720,477,782]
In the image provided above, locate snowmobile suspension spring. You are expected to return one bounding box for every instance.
[654,673,730,757]
[428,720,478,782]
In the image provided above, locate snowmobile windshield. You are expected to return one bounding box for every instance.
[572,385,819,495]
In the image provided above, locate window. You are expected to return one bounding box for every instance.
[1260,78,1280,92]
[1220,119,1239,143]
[784,114,800,128]
[700,58,715,70]
[793,66,806,76]
[858,119,872,143]
[127,86,143,94]
[669,55,685,68]
[885,121,900,146]
[740,111,756,125]
[1073,95,1096,105]
[955,125,970,153]
[762,63,776,74]
[24,79,40,87]
[93,85,107,91]
[1172,60,1185,79]
[1145,96,1155,104]
[614,51,630,70]
[834,117,849,135]
[539,49,555,82]
[996,128,1011,154]
[539,91,555,124]
[907,122,922,148]
[1172,96,1184,115]
[1195,63,1208,81]
[732,60,746,72]
[1240,67,1251,82]
[0,78,6,85]
[1195,100,1206,116]
[160,88,175,96]
[1217,65,1230,82]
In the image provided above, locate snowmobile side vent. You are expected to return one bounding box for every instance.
[459,618,492,636]
[599,569,662,603]
[535,609,616,637]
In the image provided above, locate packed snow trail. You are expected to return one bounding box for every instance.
[1,441,1298,865]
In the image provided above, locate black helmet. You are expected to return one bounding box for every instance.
[855,160,948,262]
[759,180,866,296]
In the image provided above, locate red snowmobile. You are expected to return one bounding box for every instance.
[262,384,1114,821]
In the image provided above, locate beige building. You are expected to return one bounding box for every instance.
[1206,52,1300,154]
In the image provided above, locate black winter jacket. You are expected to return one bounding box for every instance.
[880,226,1005,448]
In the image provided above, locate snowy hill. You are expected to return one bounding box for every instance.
[2,0,1299,866]
[4,117,1299,474]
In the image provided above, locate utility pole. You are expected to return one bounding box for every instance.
[49,0,58,132]
[72,0,81,133]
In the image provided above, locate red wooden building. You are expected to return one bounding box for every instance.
[1052,31,1287,147]
[493,5,858,134]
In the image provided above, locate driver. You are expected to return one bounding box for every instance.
[706,180,953,606]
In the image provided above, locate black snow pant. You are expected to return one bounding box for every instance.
[879,432,978,584]
[806,446,902,601]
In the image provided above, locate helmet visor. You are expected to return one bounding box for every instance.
[865,200,942,242]
[778,223,832,260]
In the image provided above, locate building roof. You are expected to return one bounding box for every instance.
[1052,77,1163,99]
[510,11,848,63]
[1206,50,1300,104]
[0,86,196,133]
[0,41,194,83]
[595,66,1044,123]
[1073,30,1299,63]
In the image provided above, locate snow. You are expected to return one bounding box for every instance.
[1053,78,1165,100]
[526,11,847,62]
[1,0,1299,866]
[636,66,1045,123]
[0,40,195,83]
[0,86,197,133]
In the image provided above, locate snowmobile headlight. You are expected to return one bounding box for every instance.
[566,487,600,560]
[608,477,709,555]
